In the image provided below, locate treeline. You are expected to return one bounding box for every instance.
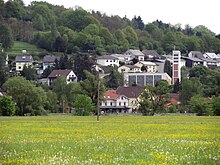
[0,0,220,54]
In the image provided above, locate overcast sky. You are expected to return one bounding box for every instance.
[22,0,220,34]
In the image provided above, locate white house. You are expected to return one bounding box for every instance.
[15,55,33,71]
[203,52,218,59]
[111,54,134,64]
[96,55,119,67]
[100,90,129,113]
[134,61,158,73]
[124,49,145,61]
[118,65,141,73]
[188,51,203,58]
[47,69,77,86]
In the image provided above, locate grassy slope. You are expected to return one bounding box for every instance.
[8,41,43,57]
[0,115,219,164]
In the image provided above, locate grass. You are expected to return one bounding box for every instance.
[8,41,43,57]
[0,115,220,164]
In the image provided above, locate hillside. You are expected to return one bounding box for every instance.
[0,1,220,55]
[8,41,44,57]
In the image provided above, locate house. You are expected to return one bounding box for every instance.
[47,69,77,86]
[100,90,129,113]
[96,55,119,67]
[134,61,158,73]
[111,54,133,64]
[123,72,172,87]
[15,55,33,71]
[116,86,144,113]
[164,93,181,108]
[202,58,219,68]
[203,52,218,59]
[43,55,60,70]
[188,51,203,58]
[118,65,141,73]
[142,49,161,59]
[124,49,145,61]
[183,57,204,68]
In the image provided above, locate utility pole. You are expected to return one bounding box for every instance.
[97,78,100,121]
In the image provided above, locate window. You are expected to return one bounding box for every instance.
[110,102,113,106]
[105,102,107,106]
[119,102,121,106]
[124,102,126,106]
[106,60,108,62]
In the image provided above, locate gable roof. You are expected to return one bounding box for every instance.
[116,86,144,98]
[138,61,157,66]
[121,65,141,69]
[125,49,144,56]
[43,55,60,63]
[183,57,203,62]
[103,90,127,100]
[204,52,218,59]
[189,51,203,58]
[97,55,118,60]
[48,69,73,78]
[142,50,160,57]
[15,55,33,62]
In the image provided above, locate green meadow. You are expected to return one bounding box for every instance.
[0,115,219,164]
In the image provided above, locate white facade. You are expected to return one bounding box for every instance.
[172,50,181,84]
[118,65,141,73]
[134,61,158,73]
[66,71,78,84]
[96,55,119,67]
[124,49,145,61]
[102,95,129,107]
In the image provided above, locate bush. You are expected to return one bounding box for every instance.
[0,96,16,116]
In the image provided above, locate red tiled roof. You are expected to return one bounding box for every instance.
[103,90,119,100]
[48,69,72,78]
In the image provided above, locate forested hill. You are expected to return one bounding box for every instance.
[0,0,220,55]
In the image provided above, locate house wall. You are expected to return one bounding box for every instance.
[129,98,139,113]
[16,62,32,71]
[66,71,77,83]
[97,59,119,67]
[118,66,141,73]
[43,62,55,70]
[101,99,116,107]
[116,96,129,107]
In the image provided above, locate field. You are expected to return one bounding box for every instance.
[8,41,42,57]
[0,115,220,165]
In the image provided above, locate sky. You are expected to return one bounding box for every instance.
[22,0,220,34]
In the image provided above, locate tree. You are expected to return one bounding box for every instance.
[0,96,16,116]
[45,91,57,113]
[80,70,105,108]
[0,24,14,51]
[164,60,172,78]
[152,80,171,112]
[0,52,8,86]
[173,78,180,93]
[73,94,95,116]
[189,95,212,116]
[105,67,122,89]
[123,26,138,47]
[20,65,36,80]
[61,9,97,32]
[180,77,202,105]
[32,13,45,31]
[52,77,68,112]
[3,77,47,116]
[138,85,155,116]
[213,96,220,116]
[73,54,93,81]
